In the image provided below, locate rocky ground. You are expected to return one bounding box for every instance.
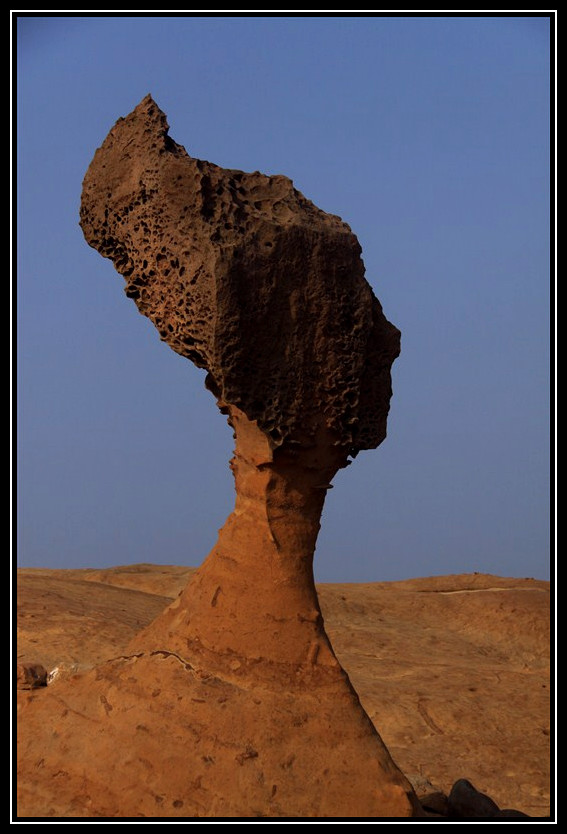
[16,565,551,819]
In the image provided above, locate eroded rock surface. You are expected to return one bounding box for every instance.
[16,96,414,818]
[80,94,400,456]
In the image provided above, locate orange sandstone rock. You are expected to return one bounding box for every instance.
[16,96,417,818]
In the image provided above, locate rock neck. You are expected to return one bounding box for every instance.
[129,406,349,684]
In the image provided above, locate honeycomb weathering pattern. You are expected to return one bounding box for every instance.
[80,94,400,456]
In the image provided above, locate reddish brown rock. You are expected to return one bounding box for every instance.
[80,94,399,457]
[16,662,47,690]
[16,96,416,818]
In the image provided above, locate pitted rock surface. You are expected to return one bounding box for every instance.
[80,94,400,456]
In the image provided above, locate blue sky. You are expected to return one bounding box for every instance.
[15,14,552,582]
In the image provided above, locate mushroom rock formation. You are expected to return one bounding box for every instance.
[16,95,419,818]
[79,95,401,673]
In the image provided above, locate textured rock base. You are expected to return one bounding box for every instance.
[17,650,419,818]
